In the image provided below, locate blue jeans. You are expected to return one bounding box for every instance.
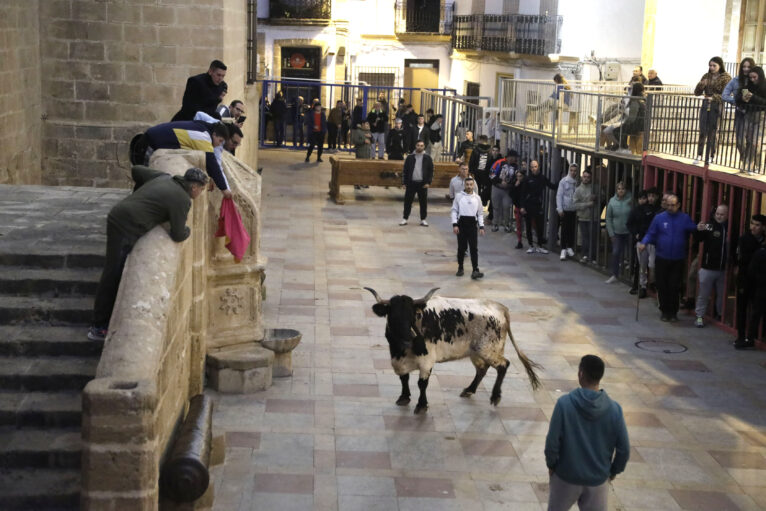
[610,233,630,278]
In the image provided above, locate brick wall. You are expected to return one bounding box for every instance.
[39,0,257,188]
[0,1,42,185]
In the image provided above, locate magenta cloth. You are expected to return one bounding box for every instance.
[215,197,251,262]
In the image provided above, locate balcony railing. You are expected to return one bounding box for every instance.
[269,0,331,20]
[395,0,452,35]
[497,78,766,175]
[452,14,562,55]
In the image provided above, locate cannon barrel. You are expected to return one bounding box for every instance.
[160,394,213,502]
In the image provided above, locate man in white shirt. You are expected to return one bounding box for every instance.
[451,176,485,279]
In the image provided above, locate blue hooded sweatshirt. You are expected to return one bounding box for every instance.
[641,210,698,260]
[545,388,630,486]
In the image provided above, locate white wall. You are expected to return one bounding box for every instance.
[558,0,644,60]
[649,0,728,85]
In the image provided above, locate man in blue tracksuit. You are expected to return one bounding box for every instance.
[545,355,629,511]
[638,193,702,321]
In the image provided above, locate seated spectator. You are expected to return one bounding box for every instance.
[737,65,766,172]
[449,162,469,200]
[216,100,245,125]
[142,119,232,198]
[605,182,632,284]
[602,82,645,152]
[172,60,227,122]
[693,205,729,327]
[87,166,208,342]
[647,69,662,87]
[387,118,407,160]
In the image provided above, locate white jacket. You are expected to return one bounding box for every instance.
[451,191,484,227]
[556,175,578,213]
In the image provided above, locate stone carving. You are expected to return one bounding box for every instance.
[219,288,244,315]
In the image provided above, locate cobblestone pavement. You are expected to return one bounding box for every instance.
[209,149,766,511]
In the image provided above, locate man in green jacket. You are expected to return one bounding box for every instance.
[545,355,630,511]
[87,166,208,341]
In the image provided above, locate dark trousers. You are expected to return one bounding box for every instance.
[560,211,577,249]
[403,182,428,220]
[655,257,684,317]
[525,211,544,246]
[748,299,766,341]
[457,216,479,270]
[328,124,338,149]
[305,131,324,160]
[293,120,304,146]
[737,285,750,340]
[697,101,721,159]
[92,221,136,328]
[274,118,285,146]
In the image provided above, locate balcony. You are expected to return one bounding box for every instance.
[394,0,452,37]
[452,14,562,55]
[268,0,331,24]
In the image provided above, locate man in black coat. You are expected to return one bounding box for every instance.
[386,118,407,160]
[407,115,431,155]
[626,189,659,297]
[270,92,287,147]
[399,140,433,226]
[734,214,766,346]
[692,205,730,328]
[520,159,556,253]
[172,60,227,121]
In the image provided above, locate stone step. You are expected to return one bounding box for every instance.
[0,296,93,325]
[0,251,104,269]
[0,391,82,429]
[0,357,97,392]
[0,468,80,510]
[0,325,102,357]
[0,266,100,297]
[0,428,81,469]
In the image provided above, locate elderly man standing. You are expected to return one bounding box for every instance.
[638,194,702,322]
[545,354,630,511]
[452,176,485,279]
[88,166,208,342]
[693,205,729,327]
[400,140,433,226]
[172,60,227,121]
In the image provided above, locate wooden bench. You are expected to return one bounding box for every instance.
[328,156,459,204]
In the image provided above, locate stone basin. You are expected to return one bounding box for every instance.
[262,328,302,353]
[261,329,302,377]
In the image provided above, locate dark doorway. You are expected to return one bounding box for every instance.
[406,0,440,32]
[465,81,480,105]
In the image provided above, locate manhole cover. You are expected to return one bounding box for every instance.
[635,339,688,353]
[424,250,450,257]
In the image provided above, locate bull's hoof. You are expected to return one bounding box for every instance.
[396,396,411,406]
[490,394,502,406]
[460,388,474,398]
[414,403,428,414]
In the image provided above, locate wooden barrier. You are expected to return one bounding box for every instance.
[328,156,459,204]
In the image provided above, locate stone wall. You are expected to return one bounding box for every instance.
[81,148,264,510]
[0,1,42,185]
[38,0,258,188]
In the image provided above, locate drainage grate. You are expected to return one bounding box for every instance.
[635,339,688,354]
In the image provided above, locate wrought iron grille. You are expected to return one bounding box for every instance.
[452,14,562,55]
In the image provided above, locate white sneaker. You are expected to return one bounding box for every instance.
[538,247,549,254]
[526,247,536,254]
[566,248,575,257]
[420,220,428,227]
[580,256,589,263]
[560,249,567,260]
[692,156,702,165]
[399,219,408,226]
[605,276,618,284]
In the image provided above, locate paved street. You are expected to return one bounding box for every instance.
[209,149,766,511]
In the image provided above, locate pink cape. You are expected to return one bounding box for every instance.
[215,197,251,262]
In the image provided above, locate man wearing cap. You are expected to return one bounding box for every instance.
[451,175,485,279]
[87,166,208,342]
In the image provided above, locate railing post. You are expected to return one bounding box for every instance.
[643,93,652,153]
[595,95,603,153]
[362,86,369,119]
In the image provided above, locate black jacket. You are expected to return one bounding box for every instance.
[456,140,474,160]
[694,221,728,271]
[387,129,407,160]
[520,171,556,214]
[171,73,225,122]
[367,110,387,133]
[737,232,763,288]
[352,105,365,128]
[407,125,431,153]
[270,97,287,120]
[748,245,766,301]
[627,203,659,240]
[468,143,495,182]
[402,153,434,186]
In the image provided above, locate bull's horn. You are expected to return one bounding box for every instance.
[363,287,386,304]
[413,287,440,305]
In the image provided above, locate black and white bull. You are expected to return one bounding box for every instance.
[365,287,541,414]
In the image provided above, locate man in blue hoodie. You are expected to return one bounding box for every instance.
[545,355,629,511]
[638,193,702,322]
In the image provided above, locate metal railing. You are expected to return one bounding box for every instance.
[496,79,560,137]
[452,14,562,55]
[268,0,331,20]
[394,0,452,35]
[419,90,486,162]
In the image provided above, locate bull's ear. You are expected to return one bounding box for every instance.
[371,303,390,317]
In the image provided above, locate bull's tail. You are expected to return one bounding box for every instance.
[504,308,542,390]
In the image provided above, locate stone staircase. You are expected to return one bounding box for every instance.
[0,185,125,510]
